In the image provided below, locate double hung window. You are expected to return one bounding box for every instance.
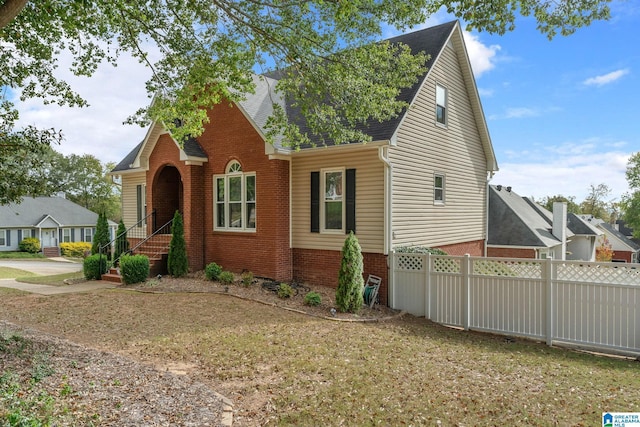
[215,161,256,231]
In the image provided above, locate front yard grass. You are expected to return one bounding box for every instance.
[0,267,38,280]
[1,290,639,426]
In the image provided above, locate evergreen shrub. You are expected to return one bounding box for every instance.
[119,254,150,285]
[83,254,109,280]
[167,211,188,277]
[336,231,364,313]
[205,262,223,281]
[218,271,235,285]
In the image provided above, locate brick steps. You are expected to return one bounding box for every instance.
[42,247,61,257]
[100,234,171,283]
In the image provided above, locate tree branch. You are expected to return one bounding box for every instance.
[0,0,28,30]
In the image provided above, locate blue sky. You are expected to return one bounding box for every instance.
[12,1,638,203]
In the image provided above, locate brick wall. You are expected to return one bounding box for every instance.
[437,239,485,256]
[143,102,293,279]
[486,247,536,259]
[292,248,389,305]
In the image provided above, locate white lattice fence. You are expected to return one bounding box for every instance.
[389,252,640,356]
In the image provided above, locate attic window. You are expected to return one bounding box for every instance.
[436,84,447,125]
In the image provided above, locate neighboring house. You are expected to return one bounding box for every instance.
[111,21,498,303]
[487,185,601,261]
[581,215,640,263]
[0,196,117,256]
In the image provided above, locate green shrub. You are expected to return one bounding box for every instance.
[119,254,150,285]
[60,242,91,258]
[277,283,294,299]
[91,212,111,260]
[167,211,188,277]
[241,271,254,286]
[218,271,235,285]
[83,254,110,280]
[336,232,364,313]
[113,219,129,261]
[205,262,223,281]
[395,246,447,255]
[304,291,322,306]
[18,237,40,254]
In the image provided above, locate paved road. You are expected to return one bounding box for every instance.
[0,258,116,295]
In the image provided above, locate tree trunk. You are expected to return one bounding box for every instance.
[0,0,28,30]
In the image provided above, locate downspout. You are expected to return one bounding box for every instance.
[378,145,393,307]
[484,170,495,256]
[378,146,392,255]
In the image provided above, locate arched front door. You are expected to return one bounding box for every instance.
[152,165,183,232]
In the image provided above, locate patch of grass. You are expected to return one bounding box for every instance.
[0,252,45,259]
[0,267,39,279]
[1,291,639,426]
[17,271,85,286]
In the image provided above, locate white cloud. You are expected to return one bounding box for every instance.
[13,49,153,165]
[462,32,501,78]
[477,88,494,97]
[583,68,630,87]
[493,141,632,202]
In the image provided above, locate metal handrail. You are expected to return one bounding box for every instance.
[128,218,173,258]
[99,210,156,266]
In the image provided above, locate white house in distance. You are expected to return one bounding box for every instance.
[0,196,117,256]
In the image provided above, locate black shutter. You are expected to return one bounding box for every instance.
[80,229,85,241]
[136,185,143,222]
[346,169,356,234]
[6,230,10,246]
[59,229,63,243]
[17,230,22,242]
[71,228,75,241]
[310,172,320,233]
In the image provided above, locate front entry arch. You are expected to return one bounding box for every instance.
[153,165,183,231]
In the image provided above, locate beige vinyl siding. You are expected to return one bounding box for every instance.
[121,172,146,229]
[389,42,488,248]
[291,148,384,253]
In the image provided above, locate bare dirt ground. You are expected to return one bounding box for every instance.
[1,275,401,426]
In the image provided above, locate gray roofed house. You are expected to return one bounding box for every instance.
[0,196,117,256]
[580,215,639,263]
[488,185,601,261]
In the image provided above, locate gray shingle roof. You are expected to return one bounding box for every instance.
[600,223,640,251]
[488,185,566,248]
[0,197,113,228]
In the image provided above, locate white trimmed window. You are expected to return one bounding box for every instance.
[84,228,93,243]
[434,173,445,204]
[22,229,31,239]
[0,230,6,246]
[436,84,447,125]
[322,169,344,232]
[214,161,256,231]
[62,228,71,243]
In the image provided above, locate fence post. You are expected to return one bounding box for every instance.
[388,251,395,308]
[462,254,470,330]
[425,253,431,319]
[545,258,553,347]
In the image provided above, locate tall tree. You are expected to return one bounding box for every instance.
[540,195,581,214]
[580,183,613,220]
[622,152,640,239]
[1,0,611,200]
[91,212,111,258]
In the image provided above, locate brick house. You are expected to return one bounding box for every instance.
[111,21,498,303]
